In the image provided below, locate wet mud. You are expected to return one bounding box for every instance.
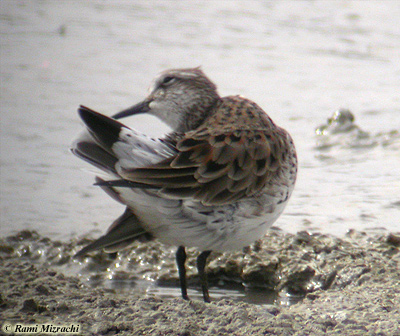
[1,229,399,335]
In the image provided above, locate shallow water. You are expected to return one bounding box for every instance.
[96,279,289,306]
[1,1,399,239]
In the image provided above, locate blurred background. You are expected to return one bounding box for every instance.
[1,0,399,240]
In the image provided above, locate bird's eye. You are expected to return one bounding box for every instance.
[162,76,175,85]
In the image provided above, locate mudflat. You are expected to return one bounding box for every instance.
[1,229,399,335]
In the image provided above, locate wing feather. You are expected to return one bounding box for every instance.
[121,127,286,205]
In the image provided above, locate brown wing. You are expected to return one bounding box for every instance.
[120,127,287,206]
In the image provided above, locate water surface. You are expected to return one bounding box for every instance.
[1,1,399,240]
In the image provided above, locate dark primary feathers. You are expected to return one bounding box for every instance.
[74,205,150,258]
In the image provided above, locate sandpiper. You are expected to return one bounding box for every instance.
[72,67,297,302]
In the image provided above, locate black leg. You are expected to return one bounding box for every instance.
[197,250,212,303]
[176,246,189,300]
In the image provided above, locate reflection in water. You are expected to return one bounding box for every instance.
[90,278,302,306]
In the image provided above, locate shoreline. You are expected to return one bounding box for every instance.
[1,229,399,335]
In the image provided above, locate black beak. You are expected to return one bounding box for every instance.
[112,100,151,120]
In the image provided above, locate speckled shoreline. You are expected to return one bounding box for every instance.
[1,230,399,335]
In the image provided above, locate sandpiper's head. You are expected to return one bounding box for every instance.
[113,67,220,132]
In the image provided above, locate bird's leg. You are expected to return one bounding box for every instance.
[197,250,212,303]
[176,246,189,300]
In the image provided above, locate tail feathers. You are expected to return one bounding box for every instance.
[74,106,178,173]
[72,140,118,175]
[74,207,151,258]
[78,105,126,154]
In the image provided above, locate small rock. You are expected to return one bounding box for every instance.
[386,233,400,247]
[20,298,47,313]
[35,284,50,295]
[57,302,70,313]
[21,299,39,312]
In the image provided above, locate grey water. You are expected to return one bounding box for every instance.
[1,1,399,241]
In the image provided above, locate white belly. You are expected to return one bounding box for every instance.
[118,186,292,252]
